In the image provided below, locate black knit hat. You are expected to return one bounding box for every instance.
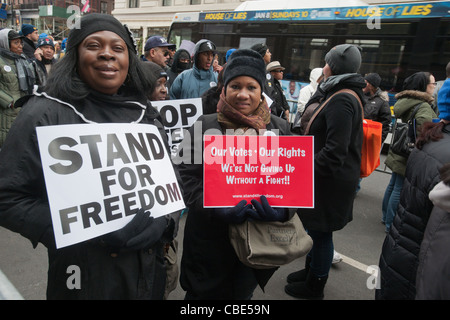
[141,61,167,80]
[250,43,268,58]
[66,13,137,54]
[365,73,381,88]
[325,44,362,75]
[223,49,266,91]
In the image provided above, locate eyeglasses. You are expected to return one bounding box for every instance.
[156,48,170,57]
[272,70,283,73]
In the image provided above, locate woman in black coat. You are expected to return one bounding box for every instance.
[285,44,366,300]
[416,163,450,299]
[376,78,450,300]
[175,49,292,300]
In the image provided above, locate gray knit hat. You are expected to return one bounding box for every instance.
[223,49,266,91]
[325,44,362,75]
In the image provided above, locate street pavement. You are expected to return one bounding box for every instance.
[0,156,392,300]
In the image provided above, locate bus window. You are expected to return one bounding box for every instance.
[167,23,199,48]
[346,39,407,90]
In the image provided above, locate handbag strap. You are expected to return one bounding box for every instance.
[393,101,423,129]
[407,102,423,123]
[305,88,363,135]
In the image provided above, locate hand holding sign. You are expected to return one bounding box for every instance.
[101,208,167,252]
[249,196,289,222]
[215,200,254,224]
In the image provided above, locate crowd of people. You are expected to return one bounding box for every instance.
[0,13,449,300]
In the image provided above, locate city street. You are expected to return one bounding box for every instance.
[0,156,392,300]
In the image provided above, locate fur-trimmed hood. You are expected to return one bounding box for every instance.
[393,89,436,121]
[395,90,434,103]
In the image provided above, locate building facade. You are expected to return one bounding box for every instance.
[0,0,114,39]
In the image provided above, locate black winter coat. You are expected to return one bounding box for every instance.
[0,91,181,299]
[298,74,365,232]
[416,200,450,299]
[363,88,391,143]
[175,113,291,298]
[376,123,450,300]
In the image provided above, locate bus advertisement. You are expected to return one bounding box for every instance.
[168,0,450,105]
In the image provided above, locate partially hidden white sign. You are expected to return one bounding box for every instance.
[36,123,185,249]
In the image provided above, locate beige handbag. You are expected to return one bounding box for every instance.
[229,214,313,269]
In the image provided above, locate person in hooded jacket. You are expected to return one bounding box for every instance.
[285,44,366,300]
[169,39,217,99]
[381,72,437,234]
[174,49,292,300]
[166,48,191,88]
[0,28,35,148]
[297,67,323,117]
[376,77,450,300]
[0,14,181,300]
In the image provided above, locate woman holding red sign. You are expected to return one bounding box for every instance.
[175,49,292,300]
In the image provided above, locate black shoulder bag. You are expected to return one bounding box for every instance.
[390,103,422,158]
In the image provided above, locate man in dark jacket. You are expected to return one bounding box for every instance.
[267,61,290,120]
[20,24,39,59]
[363,73,392,143]
[32,36,57,88]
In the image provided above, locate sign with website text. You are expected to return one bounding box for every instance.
[203,135,314,208]
[37,123,185,248]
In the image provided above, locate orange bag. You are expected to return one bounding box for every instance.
[360,119,382,178]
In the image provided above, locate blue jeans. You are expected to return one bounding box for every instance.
[382,172,405,231]
[307,230,334,278]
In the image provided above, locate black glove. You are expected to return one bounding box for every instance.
[249,195,288,222]
[215,200,253,224]
[101,209,167,252]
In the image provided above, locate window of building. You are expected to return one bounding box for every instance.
[129,0,139,8]
[162,0,172,6]
[100,1,108,14]
[190,0,201,5]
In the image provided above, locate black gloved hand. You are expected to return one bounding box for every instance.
[101,209,167,252]
[215,200,253,224]
[249,195,288,222]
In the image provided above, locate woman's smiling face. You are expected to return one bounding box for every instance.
[77,30,129,95]
[225,76,262,116]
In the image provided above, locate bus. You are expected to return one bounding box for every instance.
[167,0,450,106]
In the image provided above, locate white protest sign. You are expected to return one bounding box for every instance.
[37,123,185,249]
[151,98,203,157]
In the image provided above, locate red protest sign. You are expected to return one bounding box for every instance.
[203,135,314,208]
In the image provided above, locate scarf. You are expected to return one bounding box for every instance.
[0,49,35,94]
[217,89,270,134]
[319,73,359,92]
